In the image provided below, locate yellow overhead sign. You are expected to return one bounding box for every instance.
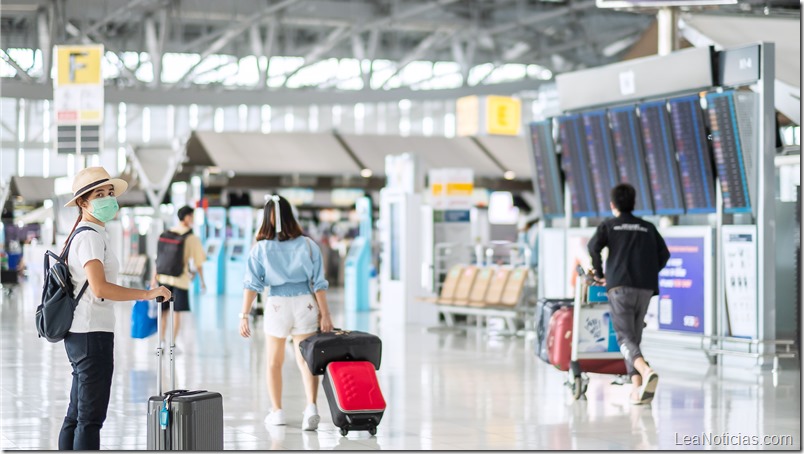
[56,45,103,86]
[485,95,521,136]
[456,95,522,137]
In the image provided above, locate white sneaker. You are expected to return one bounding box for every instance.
[265,409,286,426]
[302,404,320,431]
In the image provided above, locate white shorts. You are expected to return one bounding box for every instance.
[262,293,320,338]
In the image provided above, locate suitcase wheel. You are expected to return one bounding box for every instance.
[340,428,348,437]
[572,377,583,400]
[570,374,589,400]
[368,426,377,436]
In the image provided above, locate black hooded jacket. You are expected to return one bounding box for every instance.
[587,213,671,295]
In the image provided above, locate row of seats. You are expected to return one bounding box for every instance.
[427,265,529,308]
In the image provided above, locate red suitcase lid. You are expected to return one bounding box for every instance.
[327,361,386,413]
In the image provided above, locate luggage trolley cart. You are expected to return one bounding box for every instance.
[566,266,628,400]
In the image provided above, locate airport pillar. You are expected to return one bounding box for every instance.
[657,7,679,56]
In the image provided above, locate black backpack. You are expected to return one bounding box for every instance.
[35,226,95,342]
[155,230,192,277]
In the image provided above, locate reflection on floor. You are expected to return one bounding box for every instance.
[1,277,800,450]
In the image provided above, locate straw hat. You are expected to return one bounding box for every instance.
[64,167,128,207]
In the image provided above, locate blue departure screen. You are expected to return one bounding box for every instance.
[668,95,716,214]
[557,114,598,217]
[638,101,685,215]
[528,121,564,219]
[607,106,654,216]
[705,91,751,213]
[582,110,620,216]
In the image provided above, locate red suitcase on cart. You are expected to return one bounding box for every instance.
[546,307,627,375]
[323,361,386,437]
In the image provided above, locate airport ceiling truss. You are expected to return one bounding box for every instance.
[0,0,799,100]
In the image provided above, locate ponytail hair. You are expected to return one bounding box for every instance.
[256,196,303,242]
[62,194,89,254]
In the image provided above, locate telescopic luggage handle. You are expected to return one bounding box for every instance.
[155,297,175,396]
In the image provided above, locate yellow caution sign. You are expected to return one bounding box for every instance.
[55,45,103,86]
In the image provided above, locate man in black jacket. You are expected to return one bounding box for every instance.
[588,183,670,405]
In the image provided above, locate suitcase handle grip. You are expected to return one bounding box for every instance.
[316,327,344,333]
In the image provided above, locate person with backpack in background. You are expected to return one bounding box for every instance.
[58,167,171,450]
[151,205,206,351]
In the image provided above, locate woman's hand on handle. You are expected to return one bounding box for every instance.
[147,286,172,302]
[319,312,334,333]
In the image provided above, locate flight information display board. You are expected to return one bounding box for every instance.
[528,121,564,219]
[668,95,717,213]
[638,101,685,215]
[582,110,620,216]
[557,114,598,217]
[706,91,751,213]
[608,106,654,216]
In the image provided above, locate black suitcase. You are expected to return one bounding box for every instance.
[535,298,574,364]
[322,361,386,437]
[299,329,382,375]
[146,297,224,450]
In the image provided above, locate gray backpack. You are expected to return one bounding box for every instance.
[35,226,95,342]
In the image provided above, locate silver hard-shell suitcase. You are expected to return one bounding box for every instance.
[146,297,223,450]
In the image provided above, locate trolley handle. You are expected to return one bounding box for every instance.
[576,265,603,285]
[155,297,175,396]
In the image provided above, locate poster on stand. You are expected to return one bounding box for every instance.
[721,225,758,339]
[655,236,706,333]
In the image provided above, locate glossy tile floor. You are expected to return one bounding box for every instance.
[1,276,800,450]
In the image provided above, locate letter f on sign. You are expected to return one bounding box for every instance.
[69,52,88,83]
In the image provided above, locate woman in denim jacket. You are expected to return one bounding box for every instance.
[239,195,333,431]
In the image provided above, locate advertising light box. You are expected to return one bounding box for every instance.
[657,237,705,333]
[647,227,713,336]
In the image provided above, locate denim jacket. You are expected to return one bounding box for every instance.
[243,236,329,297]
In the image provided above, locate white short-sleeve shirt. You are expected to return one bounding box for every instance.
[67,222,120,333]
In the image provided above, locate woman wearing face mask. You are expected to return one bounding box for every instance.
[239,195,333,431]
[58,167,171,451]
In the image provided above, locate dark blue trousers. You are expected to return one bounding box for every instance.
[58,332,114,450]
